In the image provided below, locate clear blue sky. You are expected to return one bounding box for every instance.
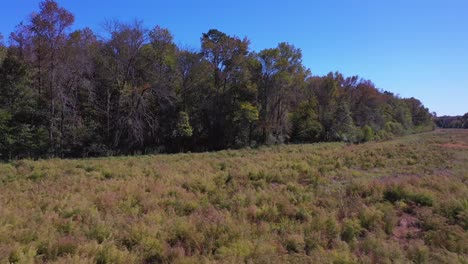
[1,0,467,116]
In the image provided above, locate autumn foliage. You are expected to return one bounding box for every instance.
[0,0,434,160]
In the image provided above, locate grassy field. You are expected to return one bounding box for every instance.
[0,130,467,263]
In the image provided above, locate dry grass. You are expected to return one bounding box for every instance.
[0,129,467,263]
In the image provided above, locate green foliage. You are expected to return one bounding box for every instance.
[385,122,405,136]
[88,224,112,244]
[361,125,375,142]
[217,239,254,257]
[173,111,193,138]
[331,102,358,142]
[437,113,468,128]
[0,0,434,159]
[407,242,430,264]
[341,218,362,242]
[284,234,305,253]
[0,110,12,158]
[290,99,323,142]
[96,245,134,264]
[384,186,434,206]
[235,102,259,124]
[359,207,383,231]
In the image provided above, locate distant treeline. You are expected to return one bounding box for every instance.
[436,114,468,129]
[0,0,434,160]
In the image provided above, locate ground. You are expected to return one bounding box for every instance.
[0,129,467,263]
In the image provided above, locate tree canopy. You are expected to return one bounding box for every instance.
[0,0,435,160]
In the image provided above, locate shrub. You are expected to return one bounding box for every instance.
[381,206,397,235]
[438,199,468,226]
[96,244,135,264]
[360,235,405,263]
[8,250,20,263]
[358,207,383,232]
[217,239,254,257]
[256,205,280,222]
[341,218,362,242]
[383,186,406,203]
[325,217,340,247]
[385,122,405,136]
[361,125,375,142]
[87,224,112,244]
[28,170,46,181]
[56,241,77,257]
[410,193,433,207]
[384,186,433,207]
[101,170,114,179]
[376,130,392,141]
[167,220,202,256]
[37,237,78,260]
[407,242,429,264]
[284,234,305,253]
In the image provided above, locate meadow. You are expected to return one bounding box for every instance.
[0,129,467,263]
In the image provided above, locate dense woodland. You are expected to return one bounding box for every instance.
[436,114,468,129]
[0,0,434,160]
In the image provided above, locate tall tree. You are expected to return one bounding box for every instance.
[314,73,340,140]
[56,28,98,156]
[0,53,47,159]
[97,20,150,152]
[0,0,437,159]
[10,0,74,156]
[174,49,211,150]
[404,97,433,128]
[176,49,209,112]
[257,43,309,143]
[201,29,254,148]
[95,21,179,154]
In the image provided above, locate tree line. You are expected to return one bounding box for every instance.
[436,114,468,129]
[0,0,434,160]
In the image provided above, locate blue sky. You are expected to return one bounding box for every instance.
[1,0,467,115]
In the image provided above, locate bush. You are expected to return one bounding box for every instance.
[384,186,407,203]
[217,239,254,257]
[410,193,433,207]
[341,218,362,242]
[385,122,405,136]
[384,186,433,207]
[87,224,112,244]
[358,207,383,231]
[360,235,405,263]
[376,130,392,141]
[361,125,375,142]
[284,234,305,253]
[96,244,135,264]
[28,170,46,181]
[407,242,429,264]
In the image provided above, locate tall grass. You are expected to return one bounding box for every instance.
[0,129,467,263]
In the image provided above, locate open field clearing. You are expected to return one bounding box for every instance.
[0,129,467,263]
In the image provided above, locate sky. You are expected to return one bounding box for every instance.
[1,0,467,116]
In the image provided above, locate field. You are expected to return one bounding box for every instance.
[0,130,467,263]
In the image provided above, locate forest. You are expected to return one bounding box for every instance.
[0,0,434,160]
[436,114,468,129]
